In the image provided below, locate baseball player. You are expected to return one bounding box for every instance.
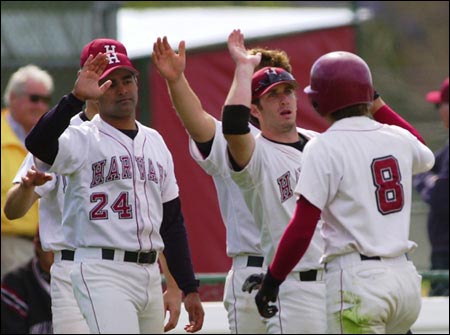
[6,158,182,333]
[222,29,326,333]
[255,51,435,334]
[4,102,98,333]
[25,39,204,333]
[152,36,298,333]
[6,153,89,334]
[4,47,183,334]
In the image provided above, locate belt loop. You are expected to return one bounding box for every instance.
[136,251,147,264]
[318,269,324,281]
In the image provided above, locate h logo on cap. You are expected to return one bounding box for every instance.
[256,68,281,91]
[80,38,139,80]
[251,66,298,101]
[104,45,120,64]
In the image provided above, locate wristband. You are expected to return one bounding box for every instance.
[222,105,251,135]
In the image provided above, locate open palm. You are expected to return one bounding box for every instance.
[73,53,111,100]
[228,29,261,68]
[152,36,186,82]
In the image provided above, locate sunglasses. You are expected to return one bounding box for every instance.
[29,94,51,104]
[254,69,296,93]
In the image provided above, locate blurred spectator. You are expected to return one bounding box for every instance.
[1,65,54,279]
[414,77,449,296]
[1,229,54,334]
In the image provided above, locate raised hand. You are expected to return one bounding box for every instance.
[72,52,111,101]
[227,29,261,68]
[152,36,186,83]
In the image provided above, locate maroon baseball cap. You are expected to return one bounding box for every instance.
[80,38,139,80]
[426,77,449,104]
[252,67,298,101]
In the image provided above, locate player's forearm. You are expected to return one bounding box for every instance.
[222,63,255,169]
[160,198,199,295]
[163,238,199,295]
[222,105,255,169]
[159,253,181,291]
[167,74,215,143]
[269,196,321,281]
[25,93,85,165]
[224,64,254,106]
[371,96,385,114]
[372,99,425,144]
[4,183,39,220]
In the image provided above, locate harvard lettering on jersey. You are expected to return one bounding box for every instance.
[89,156,163,188]
[231,127,324,271]
[50,114,178,252]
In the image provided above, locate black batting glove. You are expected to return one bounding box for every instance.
[242,273,264,293]
[373,90,380,100]
[254,268,283,318]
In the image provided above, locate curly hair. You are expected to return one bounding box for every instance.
[247,48,293,128]
[249,48,292,73]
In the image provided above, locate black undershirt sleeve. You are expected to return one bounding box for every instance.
[194,138,214,159]
[25,93,85,165]
[160,197,199,295]
[78,111,90,122]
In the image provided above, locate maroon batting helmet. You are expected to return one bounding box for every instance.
[304,51,374,116]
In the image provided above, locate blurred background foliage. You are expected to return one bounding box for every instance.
[2,1,447,149]
[124,1,449,149]
[356,1,448,151]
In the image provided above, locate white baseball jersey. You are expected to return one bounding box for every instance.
[189,118,267,333]
[189,117,262,257]
[15,113,91,334]
[230,128,324,271]
[13,154,68,251]
[14,114,85,252]
[49,114,178,252]
[296,116,435,263]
